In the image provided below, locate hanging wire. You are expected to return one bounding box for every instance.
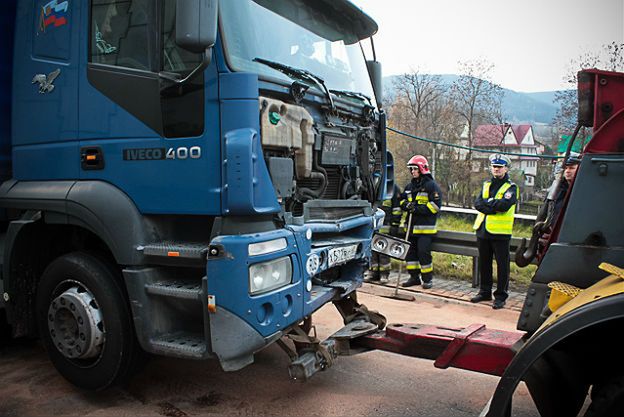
[387,126,564,160]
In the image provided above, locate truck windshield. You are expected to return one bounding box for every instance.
[220,0,376,105]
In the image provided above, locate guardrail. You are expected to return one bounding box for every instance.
[431,230,533,288]
[441,205,537,221]
[430,206,537,287]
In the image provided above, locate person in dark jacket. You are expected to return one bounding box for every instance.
[399,155,443,289]
[537,154,581,249]
[369,183,402,281]
[553,154,580,219]
[471,154,518,309]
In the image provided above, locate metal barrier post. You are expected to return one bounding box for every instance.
[472,257,480,288]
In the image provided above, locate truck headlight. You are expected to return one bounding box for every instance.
[249,257,293,295]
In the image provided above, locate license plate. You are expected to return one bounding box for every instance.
[328,244,359,268]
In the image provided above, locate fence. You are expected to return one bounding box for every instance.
[432,207,537,287]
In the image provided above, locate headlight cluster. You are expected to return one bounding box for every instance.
[371,233,410,260]
[249,256,292,295]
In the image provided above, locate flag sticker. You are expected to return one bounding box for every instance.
[39,0,69,32]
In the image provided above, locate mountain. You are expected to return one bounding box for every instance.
[383,75,562,125]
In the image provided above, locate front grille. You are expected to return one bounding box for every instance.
[303,200,373,223]
[307,207,364,222]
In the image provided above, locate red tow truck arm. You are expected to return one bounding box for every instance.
[352,322,525,377]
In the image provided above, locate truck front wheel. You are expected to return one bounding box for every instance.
[36,252,141,390]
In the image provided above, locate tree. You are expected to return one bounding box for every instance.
[450,59,504,160]
[392,70,447,135]
[388,70,454,187]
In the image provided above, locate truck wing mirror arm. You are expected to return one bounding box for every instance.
[158,49,210,87]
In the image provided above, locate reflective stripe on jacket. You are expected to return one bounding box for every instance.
[399,175,442,235]
[473,181,517,235]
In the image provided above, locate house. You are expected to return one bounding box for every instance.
[469,124,540,188]
[557,134,592,155]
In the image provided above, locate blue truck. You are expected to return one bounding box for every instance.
[0,0,391,390]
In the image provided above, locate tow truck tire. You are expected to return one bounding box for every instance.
[585,375,624,417]
[36,252,141,390]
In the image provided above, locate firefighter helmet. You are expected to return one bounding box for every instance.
[407,155,430,174]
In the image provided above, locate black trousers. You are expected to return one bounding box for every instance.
[406,235,433,283]
[477,237,510,301]
[370,252,391,277]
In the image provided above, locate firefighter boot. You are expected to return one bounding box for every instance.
[422,272,433,289]
[401,272,422,287]
[366,270,381,282]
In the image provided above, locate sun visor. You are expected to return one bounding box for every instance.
[252,0,378,45]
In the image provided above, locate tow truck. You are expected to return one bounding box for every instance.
[323,69,624,417]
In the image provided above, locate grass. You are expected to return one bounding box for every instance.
[392,213,537,290]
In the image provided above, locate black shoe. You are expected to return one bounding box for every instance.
[470,294,492,303]
[401,277,422,287]
[380,273,390,282]
[366,272,381,282]
[492,300,506,310]
[422,281,433,289]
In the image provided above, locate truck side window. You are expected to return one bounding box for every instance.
[90,0,152,71]
[160,0,205,138]
[161,1,203,73]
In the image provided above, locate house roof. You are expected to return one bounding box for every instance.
[512,125,531,142]
[474,124,536,148]
[473,125,507,147]
[557,134,592,153]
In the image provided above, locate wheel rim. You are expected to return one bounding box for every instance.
[47,282,105,361]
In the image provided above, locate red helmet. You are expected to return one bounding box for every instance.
[407,155,430,174]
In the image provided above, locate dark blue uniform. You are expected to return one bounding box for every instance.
[399,174,442,286]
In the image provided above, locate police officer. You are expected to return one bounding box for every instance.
[471,154,518,309]
[369,183,402,281]
[400,155,442,289]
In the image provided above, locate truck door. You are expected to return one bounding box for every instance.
[77,0,221,215]
[11,0,80,180]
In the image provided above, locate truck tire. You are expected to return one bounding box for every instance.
[585,375,624,417]
[36,252,141,390]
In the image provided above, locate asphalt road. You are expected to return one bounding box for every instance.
[0,285,541,417]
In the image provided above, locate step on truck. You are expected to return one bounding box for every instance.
[0,0,392,389]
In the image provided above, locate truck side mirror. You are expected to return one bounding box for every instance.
[367,60,383,108]
[176,0,218,53]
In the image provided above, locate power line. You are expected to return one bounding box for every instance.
[387,127,563,160]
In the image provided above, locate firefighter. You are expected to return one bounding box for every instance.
[399,155,442,289]
[369,183,402,281]
[471,154,518,309]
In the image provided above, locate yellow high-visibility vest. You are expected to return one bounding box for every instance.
[473,181,517,235]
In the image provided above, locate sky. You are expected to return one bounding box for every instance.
[350,0,624,92]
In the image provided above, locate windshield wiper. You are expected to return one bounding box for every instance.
[329,89,372,106]
[253,57,335,112]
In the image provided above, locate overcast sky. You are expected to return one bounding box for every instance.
[350,0,624,92]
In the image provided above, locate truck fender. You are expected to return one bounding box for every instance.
[0,180,153,267]
[486,294,624,417]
